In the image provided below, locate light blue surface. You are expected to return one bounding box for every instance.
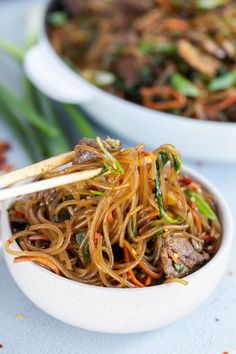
[0,1,236,353]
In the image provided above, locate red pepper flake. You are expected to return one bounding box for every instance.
[178,177,192,185]
[0,140,12,173]
[0,344,3,349]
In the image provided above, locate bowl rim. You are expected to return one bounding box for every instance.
[43,0,236,128]
[2,165,233,293]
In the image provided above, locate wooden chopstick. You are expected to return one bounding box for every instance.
[0,168,102,202]
[0,151,75,189]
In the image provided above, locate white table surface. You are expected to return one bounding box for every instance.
[0,1,236,353]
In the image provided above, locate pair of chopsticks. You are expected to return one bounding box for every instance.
[0,151,103,202]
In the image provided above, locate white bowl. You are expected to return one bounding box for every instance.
[22,1,236,163]
[1,166,233,333]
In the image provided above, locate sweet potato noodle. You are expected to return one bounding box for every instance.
[47,0,236,122]
[6,138,221,288]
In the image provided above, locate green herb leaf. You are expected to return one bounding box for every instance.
[92,165,108,179]
[186,190,217,220]
[132,215,137,237]
[48,11,69,27]
[75,232,91,263]
[173,155,182,174]
[171,73,200,97]
[196,0,228,10]
[153,219,164,226]
[156,160,179,224]
[51,215,59,223]
[90,190,104,196]
[64,194,73,201]
[174,262,185,273]
[208,70,236,91]
[83,242,91,263]
[76,232,85,246]
[155,145,183,224]
[155,144,183,173]
[138,40,155,55]
[138,40,176,55]
[160,152,169,166]
[96,137,124,174]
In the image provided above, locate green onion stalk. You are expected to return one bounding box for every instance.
[154,144,183,224]
[0,7,95,162]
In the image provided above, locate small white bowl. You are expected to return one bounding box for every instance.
[1,166,233,333]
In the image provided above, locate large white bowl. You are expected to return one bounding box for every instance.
[22,1,236,163]
[1,166,233,333]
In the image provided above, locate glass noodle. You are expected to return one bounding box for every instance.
[6,138,221,288]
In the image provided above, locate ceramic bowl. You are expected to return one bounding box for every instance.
[22,0,236,163]
[1,166,233,333]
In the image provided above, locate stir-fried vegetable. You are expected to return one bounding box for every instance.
[208,70,236,91]
[7,140,221,287]
[186,190,217,220]
[0,32,95,161]
[155,145,183,224]
[196,0,229,10]
[96,137,124,174]
[47,11,69,27]
[76,232,91,263]
[48,0,236,122]
[171,73,200,97]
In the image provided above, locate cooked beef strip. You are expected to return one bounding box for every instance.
[114,54,141,87]
[74,138,121,164]
[116,0,153,15]
[160,235,209,278]
[59,0,85,16]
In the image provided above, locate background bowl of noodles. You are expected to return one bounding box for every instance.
[23,0,236,163]
[1,166,233,333]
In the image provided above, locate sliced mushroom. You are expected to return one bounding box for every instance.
[177,39,220,77]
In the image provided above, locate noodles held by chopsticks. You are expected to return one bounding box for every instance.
[6,138,221,288]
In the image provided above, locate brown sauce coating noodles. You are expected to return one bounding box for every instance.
[6,139,221,288]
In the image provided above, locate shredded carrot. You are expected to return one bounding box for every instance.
[205,94,236,113]
[94,232,102,243]
[140,86,186,110]
[144,275,152,286]
[124,240,162,279]
[14,256,60,275]
[139,261,163,279]
[123,247,145,288]
[188,205,203,235]
[107,212,114,223]
[162,18,189,31]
